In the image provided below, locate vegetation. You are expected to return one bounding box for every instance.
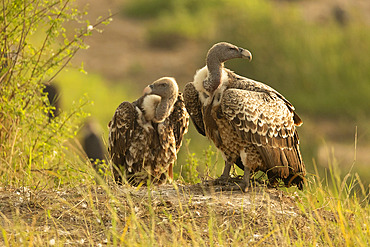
[0,0,111,187]
[1,0,370,246]
[125,0,370,119]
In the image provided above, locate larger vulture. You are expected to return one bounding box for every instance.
[184,42,306,191]
[108,77,189,185]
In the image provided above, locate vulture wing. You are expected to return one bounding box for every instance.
[228,71,303,126]
[221,88,305,187]
[221,88,297,149]
[170,93,190,150]
[184,82,206,136]
[108,101,137,166]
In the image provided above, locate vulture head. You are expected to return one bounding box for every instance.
[205,42,252,93]
[143,77,179,123]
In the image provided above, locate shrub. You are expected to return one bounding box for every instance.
[0,0,111,187]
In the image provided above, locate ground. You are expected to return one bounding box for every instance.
[0,182,335,245]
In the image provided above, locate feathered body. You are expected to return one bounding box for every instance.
[184,42,306,190]
[108,77,189,185]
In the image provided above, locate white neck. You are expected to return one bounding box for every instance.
[193,66,229,105]
[142,95,161,121]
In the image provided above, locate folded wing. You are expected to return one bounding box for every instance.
[108,101,137,166]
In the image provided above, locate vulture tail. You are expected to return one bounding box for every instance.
[256,144,306,189]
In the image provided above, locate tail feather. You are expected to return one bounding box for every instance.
[256,144,306,189]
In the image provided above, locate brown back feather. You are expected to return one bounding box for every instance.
[169,93,190,150]
[184,82,206,136]
[108,101,137,165]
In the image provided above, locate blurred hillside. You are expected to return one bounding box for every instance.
[57,0,370,182]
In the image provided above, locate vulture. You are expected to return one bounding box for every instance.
[184,42,306,191]
[108,77,189,185]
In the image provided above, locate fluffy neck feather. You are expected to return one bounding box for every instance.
[193,66,229,104]
[142,95,161,121]
[142,94,177,123]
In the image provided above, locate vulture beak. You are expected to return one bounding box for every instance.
[143,85,153,95]
[239,47,252,61]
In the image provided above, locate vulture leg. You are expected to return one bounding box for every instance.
[224,166,250,192]
[240,166,251,192]
[220,161,232,179]
[168,163,173,182]
[213,161,251,192]
[213,161,232,185]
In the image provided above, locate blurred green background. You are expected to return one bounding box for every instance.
[56,0,370,183]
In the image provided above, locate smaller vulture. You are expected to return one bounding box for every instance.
[184,42,306,191]
[108,77,189,185]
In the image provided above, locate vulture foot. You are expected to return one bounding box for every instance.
[213,179,249,192]
[213,175,242,185]
[211,175,249,192]
[215,166,251,192]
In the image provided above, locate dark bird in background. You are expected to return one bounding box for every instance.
[42,83,107,168]
[108,77,189,185]
[81,118,107,166]
[184,42,306,191]
[332,5,348,26]
[43,83,61,120]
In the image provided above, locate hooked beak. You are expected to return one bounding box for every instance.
[143,85,153,95]
[239,47,252,61]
